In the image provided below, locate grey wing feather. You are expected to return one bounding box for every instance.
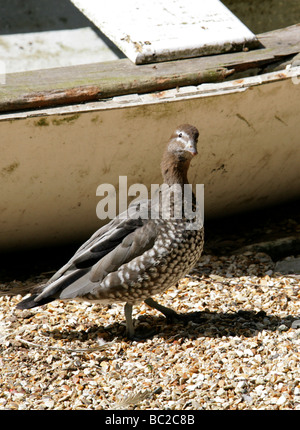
[48,199,150,283]
[59,220,157,299]
[29,199,155,303]
[90,220,157,283]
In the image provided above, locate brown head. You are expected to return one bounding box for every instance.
[161,124,199,185]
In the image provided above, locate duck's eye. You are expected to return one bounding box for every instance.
[178,132,182,138]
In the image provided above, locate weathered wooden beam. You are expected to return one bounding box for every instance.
[70,0,258,64]
[0,24,299,113]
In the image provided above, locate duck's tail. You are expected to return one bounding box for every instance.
[16,268,89,310]
[16,292,54,309]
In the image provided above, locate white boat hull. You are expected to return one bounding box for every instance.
[1,67,300,249]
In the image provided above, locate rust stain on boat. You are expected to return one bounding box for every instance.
[29,85,101,109]
[151,91,167,98]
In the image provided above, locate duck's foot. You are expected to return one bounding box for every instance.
[144,297,181,322]
[124,299,192,341]
[144,298,207,325]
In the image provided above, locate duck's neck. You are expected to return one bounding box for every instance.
[161,151,190,186]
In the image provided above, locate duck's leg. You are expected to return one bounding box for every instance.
[144,297,179,321]
[124,301,159,340]
[124,302,135,339]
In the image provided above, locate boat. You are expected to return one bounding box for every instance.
[0,0,300,250]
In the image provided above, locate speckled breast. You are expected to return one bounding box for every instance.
[99,220,204,304]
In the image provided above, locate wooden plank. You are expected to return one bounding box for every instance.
[70,0,258,64]
[0,25,299,113]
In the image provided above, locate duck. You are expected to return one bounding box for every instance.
[17,124,204,339]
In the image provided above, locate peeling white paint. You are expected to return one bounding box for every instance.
[70,0,257,64]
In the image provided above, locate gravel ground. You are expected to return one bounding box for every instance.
[0,202,300,410]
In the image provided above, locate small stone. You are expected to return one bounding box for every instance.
[236,380,247,389]
[241,394,253,404]
[244,348,254,356]
[277,395,287,406]
[43,399,55,409]
[291,320,300,329]
[278,324,289,332]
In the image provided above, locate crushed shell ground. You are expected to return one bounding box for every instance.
[0,204,300,410]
